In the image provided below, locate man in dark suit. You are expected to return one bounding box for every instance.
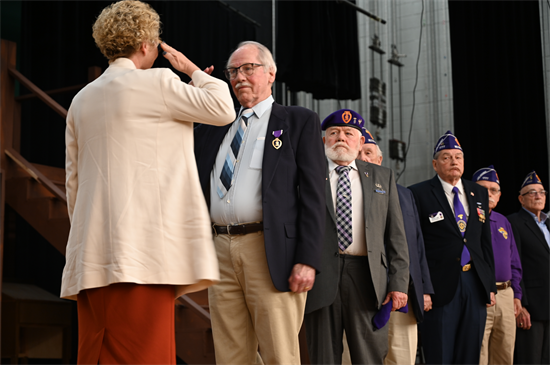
[305,109,409,364]
[193,41,325,364]
[408,131,496,364]
[508,171,549,364]
[358,133,434,365]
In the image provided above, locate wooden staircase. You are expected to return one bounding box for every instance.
[0,39,217,363]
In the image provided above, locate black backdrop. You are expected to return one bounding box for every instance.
[448,0,548,216]
[276,1,361,100]
[18,1,257,169]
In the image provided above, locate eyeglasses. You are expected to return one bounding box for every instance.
[223,63,264,80]
[487,188,501,195]
[521,190,548,197]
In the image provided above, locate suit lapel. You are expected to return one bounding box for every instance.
[325,164,336,224]
[430,176,460,236]
[463,180,480,234]
[358,161,374,222]
[520,209,550,254]
[262,103,288,192]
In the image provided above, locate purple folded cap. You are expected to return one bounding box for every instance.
[372,299,408,330]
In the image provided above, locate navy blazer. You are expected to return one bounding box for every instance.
[397,184,434,322]
[409,176,496,307]
[508,208,550,321]
[194,102,326,292]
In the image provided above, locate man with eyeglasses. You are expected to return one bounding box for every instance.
[193,41,325,364]
[472,165,523,365]
[508,171,549,364]
[408,131,497,364]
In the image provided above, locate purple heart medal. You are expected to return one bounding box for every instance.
[272,130,283,149]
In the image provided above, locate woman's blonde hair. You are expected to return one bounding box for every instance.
[92,0,161,62]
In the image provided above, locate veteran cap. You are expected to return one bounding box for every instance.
[321,109,365,133]
[520,170,543,189]
[433,130,462,157]
[472,165,500,185]
[361,127,377,145]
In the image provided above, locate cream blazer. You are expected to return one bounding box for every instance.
[61,58,235,300]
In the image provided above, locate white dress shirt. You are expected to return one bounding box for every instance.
[210,96,274,225]
[328,158,367,256]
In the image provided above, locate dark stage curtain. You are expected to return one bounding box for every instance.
[448,0,548,216]
[276,1,361,100]
[18,1,256,169]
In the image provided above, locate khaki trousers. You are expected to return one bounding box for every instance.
[384,302,418,365]
[479,285,516,364]
[208,232,306,365]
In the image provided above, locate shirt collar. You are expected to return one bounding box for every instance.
[237,95,274,120]
[438,175,465,196]
[327,158,358,177]
[522,206,548,224]
[109,57,136,69]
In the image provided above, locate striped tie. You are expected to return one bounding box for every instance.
[336,165,353,251]
[217,109,254,198]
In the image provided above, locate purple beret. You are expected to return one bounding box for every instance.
[520,170,543,189]
[361,127,377,145]
[321,109,365,133]
[372,300,408,330]
[433,130,462,157]
[472,165,500,185]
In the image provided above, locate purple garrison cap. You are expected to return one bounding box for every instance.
[433,130,462,157]
[361,127,377,145]
[321,109,365,133]
[520,170,543,189]
[372,300,408,330]
[472,165,500,185]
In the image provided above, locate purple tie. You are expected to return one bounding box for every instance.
[336,165,353,251]
[452,186,471,266]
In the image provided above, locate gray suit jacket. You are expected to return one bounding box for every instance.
[305,159,409,314]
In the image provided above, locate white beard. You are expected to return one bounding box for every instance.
[325,142,358,163]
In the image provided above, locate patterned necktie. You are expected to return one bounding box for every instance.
[452,186,471,266]
[336,165,353,251]
[217,109,253,198]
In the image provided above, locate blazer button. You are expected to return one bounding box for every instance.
[464,238,467,243]
[334,252,338,257]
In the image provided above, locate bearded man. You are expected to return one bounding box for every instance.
[304,109,409,364]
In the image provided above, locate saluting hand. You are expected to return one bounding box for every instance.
[160,42,200,77]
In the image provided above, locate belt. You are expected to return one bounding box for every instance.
[462,263,472,272]
[212,222,263,236]
[496,280,512,290]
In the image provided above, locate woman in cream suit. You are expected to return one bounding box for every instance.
[61,1,235,363]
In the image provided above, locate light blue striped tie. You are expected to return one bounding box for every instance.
[217,109,254,198]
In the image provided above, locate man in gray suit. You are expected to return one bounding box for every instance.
[305,109,409,364]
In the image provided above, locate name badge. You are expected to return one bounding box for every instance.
[429,211,444,223]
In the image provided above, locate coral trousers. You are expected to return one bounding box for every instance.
[77,283,176,364]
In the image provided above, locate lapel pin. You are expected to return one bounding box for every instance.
[365,172,369,178]
[470,192,474,196]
